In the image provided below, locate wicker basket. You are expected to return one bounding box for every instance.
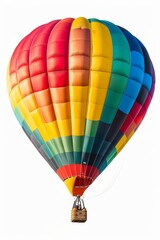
[71,207,87,222]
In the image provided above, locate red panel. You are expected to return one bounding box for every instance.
[47,18,74,88]
[120,101,142,133]
[48,71,68,88]
[130,101,142,118]
[134,94,152,127]
[56,164,100,181]
[29,21,60,92]
[10,25,44,88]
[31,73,48,92]
[143,94,152,112]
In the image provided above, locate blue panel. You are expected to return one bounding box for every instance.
[130,66,144,83]
[143,73,152,91]
[119,95,135,114]
[119,27,141,52]
[124,78,141,99]
[131,51,144,70]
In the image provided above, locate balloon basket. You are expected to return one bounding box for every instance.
[71,196,87,223]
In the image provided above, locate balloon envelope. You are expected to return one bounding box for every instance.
[7,17,155,196]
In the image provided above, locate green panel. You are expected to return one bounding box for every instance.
[112,60,130,77]
[106,147,117,165]
[46,141,59,156]
[82,136,95,153]
[113,46,130,62]
[22,120,32,136]
[99,147,117,173]
[65,152,74,164]
[105,90,123,108]
[74,152,82,164]
[99,20,131,126]
[109,74,128,93]
[33,129,45,146]
[41,143,53,159]
[50,138,64,154]
[61,136,73,152]
[85,120,99,137]
[101,107,117,124]
[52,155,64,167]
[72,136,84,152]
[14,107,24,125]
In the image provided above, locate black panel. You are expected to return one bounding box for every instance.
[22,126,31,140]
[39,147,58,171]
[140,45,152,75]
[87,153,99,167]
[89,122,110,156]
[30,134,41,150]
[105,110,127,142]
[136,86,149,105]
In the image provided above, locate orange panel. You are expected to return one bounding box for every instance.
[71,40,90,55]
[50,87,69,103]
[19,78,33,97]
[35,89,52,107]
[54,102,71,120]
[69,70,89,86]
[69,55,90,70]
[40,104,56,123]
[10,72,18,89]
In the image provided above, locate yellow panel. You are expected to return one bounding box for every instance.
[92,56,112,72]
[45,122,60,139]
[57,119,72,136]
[116,135,127,153]
[70,86,88,102]
[64,177,77,196]
[17,100,29,119]
[25,115,37,132]
[54,102,71,120]
[30,109,44,126]
[87,103,103,120]
[17,101,36,131]
[71,17,90,29]
[90,71,111,89]
[9,85,23,109]
[71,102,87,119]
[23,94,38,112]
[9,93,17,109]
[85,21,112,122]
[90,21,112,59]
[72,119,85,135]
[38,125,50,142]
[89,87,107,105]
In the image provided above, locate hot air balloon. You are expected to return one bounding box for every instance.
[7,17,155,222]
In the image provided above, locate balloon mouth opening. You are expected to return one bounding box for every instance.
[64,176,93,196]
[57,164,100,196]
[73,176,93,196]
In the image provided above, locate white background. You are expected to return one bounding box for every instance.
[1,0,160,239]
